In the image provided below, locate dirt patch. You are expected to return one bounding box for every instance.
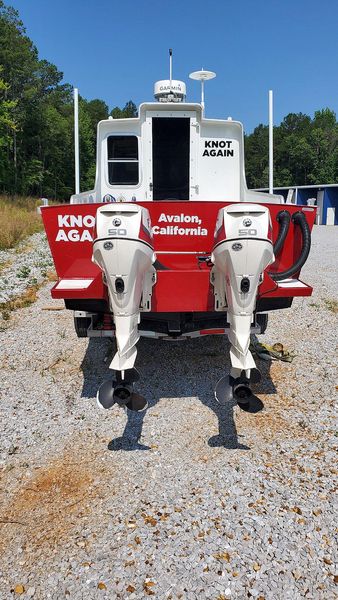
[0,450,97,561]
[237,394,316,444]
[40,351,83,378]
[268,360,294,387]
[237,394,290,437]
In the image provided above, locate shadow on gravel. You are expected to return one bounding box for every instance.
[107,410,151,452]
[81,335,272,451]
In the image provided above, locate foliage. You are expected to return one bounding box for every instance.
[0,0,337,199]
[0,1,137,199]
[245,109,338,188]
[0,194,44,249]
[111,101,137,119]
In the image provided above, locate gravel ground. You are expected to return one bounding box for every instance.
[0,232,54,304]
[0,225,337,600]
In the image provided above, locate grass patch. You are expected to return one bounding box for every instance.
[323,298,338,314]
[45,269,58,282]
[0,195,45,250]
[0,284,39,321]
[309,302,320,309]
[16,265,31,279]
[0,269,57,322]
[309,299,338,314]
[0,259,13,274]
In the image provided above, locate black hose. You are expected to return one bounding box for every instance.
[273,210,291,256]
[269,211,311,281]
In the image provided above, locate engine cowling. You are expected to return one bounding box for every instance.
[92,203,156,371]
[211,204,274,378]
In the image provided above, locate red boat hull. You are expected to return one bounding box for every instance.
[42,201,316,312]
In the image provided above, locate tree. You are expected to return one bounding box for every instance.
[245,109,338,188]
[110,100,137,119]
[0,69,17,189]
[1,0,337,198]
[85,99,109,128]
[245,124,269,188]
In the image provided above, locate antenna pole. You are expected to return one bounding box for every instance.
[169,48,173,94]
[74,87,80,195]
[201,79,205,112]
[269,89,273,195]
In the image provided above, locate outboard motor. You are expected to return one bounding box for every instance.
[211,204,274,403]
[92,204,156,410]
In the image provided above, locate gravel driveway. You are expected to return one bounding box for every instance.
[0,226,337,600]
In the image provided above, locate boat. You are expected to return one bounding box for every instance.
[41,57,315,412]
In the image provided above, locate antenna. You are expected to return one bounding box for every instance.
[169,48,173,94]
[189,69,216,113]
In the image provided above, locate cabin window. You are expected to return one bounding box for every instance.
[107,135,139,185]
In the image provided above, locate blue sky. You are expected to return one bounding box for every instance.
[8,0,338,132]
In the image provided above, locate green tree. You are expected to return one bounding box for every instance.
[245,124,269,188]
[78,99,95,191]
[85,99,109,128]
[309,109,338,183]
[245,109,338,188]
[0,0,66,194]
[0,69,17,189]
[110,100,137,119]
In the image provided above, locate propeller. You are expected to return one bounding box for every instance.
[97,368,147,412]
[97,379,116,410]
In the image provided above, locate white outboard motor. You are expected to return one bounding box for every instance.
[211,204,274,402]
[93,204,156,375]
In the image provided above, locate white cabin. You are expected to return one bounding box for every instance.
[71,80,281,205]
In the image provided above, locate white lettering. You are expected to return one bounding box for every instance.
[152,225,208,237]
[70,215,83,227]
[157,213,201,224]
[83,215,95,227]
[57,214,95,228]
[55,229,68,241]
[58,215,70,227]
[81,230,94,241]
[55,229,94,242]
[68,229,80,241]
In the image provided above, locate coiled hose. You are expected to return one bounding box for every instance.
[268,211,311,281]
[273,210,291,256]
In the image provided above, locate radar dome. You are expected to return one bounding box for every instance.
[154,80,186,102]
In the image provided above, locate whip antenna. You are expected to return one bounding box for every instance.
[169,48,173,94]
